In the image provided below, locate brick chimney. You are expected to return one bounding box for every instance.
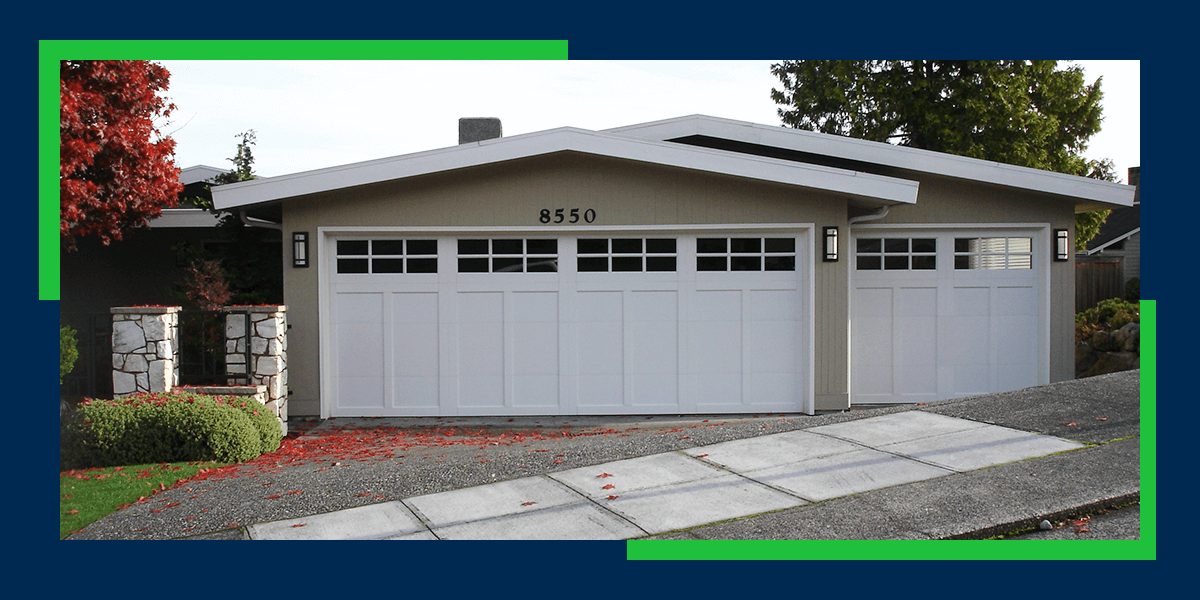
[459,118,502,144]
[1128,167,1140,205]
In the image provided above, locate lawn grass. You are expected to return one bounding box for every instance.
[60,461,223,538]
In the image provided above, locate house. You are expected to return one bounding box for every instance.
[61,165,283,397]
[1078,167,1141,287]
[210,115,1136,418]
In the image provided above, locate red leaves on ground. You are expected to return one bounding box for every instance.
[285,489,303,495]
[291,523,307,528]
[1064,421,1079,428]
[601,484,615,490]
[66,509,79,515]
[596,472,614,479]
[264,494,283,500]
[695,453,709,459]
[1072,517,1091,534]
[521,501,537,507]
[605,495,620,501]
[1095,416,1109,422]
[355,492,373,498]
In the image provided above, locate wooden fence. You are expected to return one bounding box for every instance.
[1076,259,1123,311]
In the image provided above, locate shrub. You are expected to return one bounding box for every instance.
[60,325,79,383]
[1076,298,1140,341]
[224,396,282,454]
[1124,277,1140,301]
[61,392,281,469]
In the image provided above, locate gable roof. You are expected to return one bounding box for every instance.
[1084,205,1140,254]
[607,115,1135,208]
[211,127,919,210]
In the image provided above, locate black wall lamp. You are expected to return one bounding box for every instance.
[1054,229,1070,262]
[293,232,309,268]
[823,226,839,262]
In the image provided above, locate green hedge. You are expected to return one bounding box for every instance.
[62,392,282,469]
[60,325,79,384]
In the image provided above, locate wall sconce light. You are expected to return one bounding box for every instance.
[1054,229,1070,262]
[293,232,309,268]
[823,226,839,262]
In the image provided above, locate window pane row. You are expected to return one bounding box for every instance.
[953,237,1033,270]
[337,239,437,256]
[578,238,676,255]
[458,239,557,255]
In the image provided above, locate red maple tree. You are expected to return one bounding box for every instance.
[60,60,183,250]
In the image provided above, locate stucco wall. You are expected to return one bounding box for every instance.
[863,174,1078,384]
[281,152,852,416]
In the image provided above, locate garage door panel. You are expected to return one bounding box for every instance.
[852,228,1045,405]
[391,293,440,410]
[330,231,811,416]
[336,376,385,409]
[749,289,800,321]
[748,373,801,405]
[747,322,798,373]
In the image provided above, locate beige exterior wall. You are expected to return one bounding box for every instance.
[282,152,852,416]
[863,175,1078,384]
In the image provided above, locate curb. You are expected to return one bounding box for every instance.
[942,491,1141,540]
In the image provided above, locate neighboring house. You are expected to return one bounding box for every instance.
[61,165,283,397]
[211,115,1135,418]
[1079,166,1141,285]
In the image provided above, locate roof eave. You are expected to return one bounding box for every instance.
[212,128,919,210]
[607,115,1137,209]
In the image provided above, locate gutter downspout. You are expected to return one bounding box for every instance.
[238,209,282,231]
[848,205,891,226]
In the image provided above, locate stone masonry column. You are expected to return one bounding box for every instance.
[224,306,287,422]
[111,306,181,397]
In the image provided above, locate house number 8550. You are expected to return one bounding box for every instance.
[539,208,596,224]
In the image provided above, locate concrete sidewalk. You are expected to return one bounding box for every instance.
[245,410,1090,540]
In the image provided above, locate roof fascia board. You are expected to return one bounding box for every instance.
[607,115,1136,208]
[1084,227,1141,255]
[212,128,919,210]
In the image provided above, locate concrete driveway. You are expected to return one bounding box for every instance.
[246,411,1083,540]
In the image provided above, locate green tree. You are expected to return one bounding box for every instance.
[770,60,1116,248]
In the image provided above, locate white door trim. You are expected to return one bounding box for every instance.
[847,223,1052,404]
[317,224,816,418]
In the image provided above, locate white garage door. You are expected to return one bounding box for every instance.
[324,230,812,416]
[850,228,1048,404]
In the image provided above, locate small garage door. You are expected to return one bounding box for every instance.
[850,228,1048,404]
[325,230,811,416]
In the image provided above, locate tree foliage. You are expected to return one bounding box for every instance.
[61,60,183,250]
[770,60,1117,247]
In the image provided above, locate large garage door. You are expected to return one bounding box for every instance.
[325,230,811,416]
[850,228,1048,404]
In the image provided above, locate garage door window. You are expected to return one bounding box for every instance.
[578,238,677,272]
[954,237,1033,270]
[855,238,936,271]
[697,237,796,272]
[336,239,437,274]
[458,239,559,273]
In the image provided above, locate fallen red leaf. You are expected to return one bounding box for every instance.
[1064,421,1079,428]
[605,495,620,501]
[291,523,307,528]
[597,472,614,479]
[1096,416,1109,422]
[66,509,79,515]
[695,453,709,459]
[521,501,537,507]
[264,494,282,500]
[601,484,615,490]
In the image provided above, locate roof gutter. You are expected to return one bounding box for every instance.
[239,209,282,231]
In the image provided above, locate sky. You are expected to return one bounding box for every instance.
[160,60,1141,183]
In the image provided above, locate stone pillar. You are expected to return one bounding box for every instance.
[111,306,181,397]
[224,306,287,422]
